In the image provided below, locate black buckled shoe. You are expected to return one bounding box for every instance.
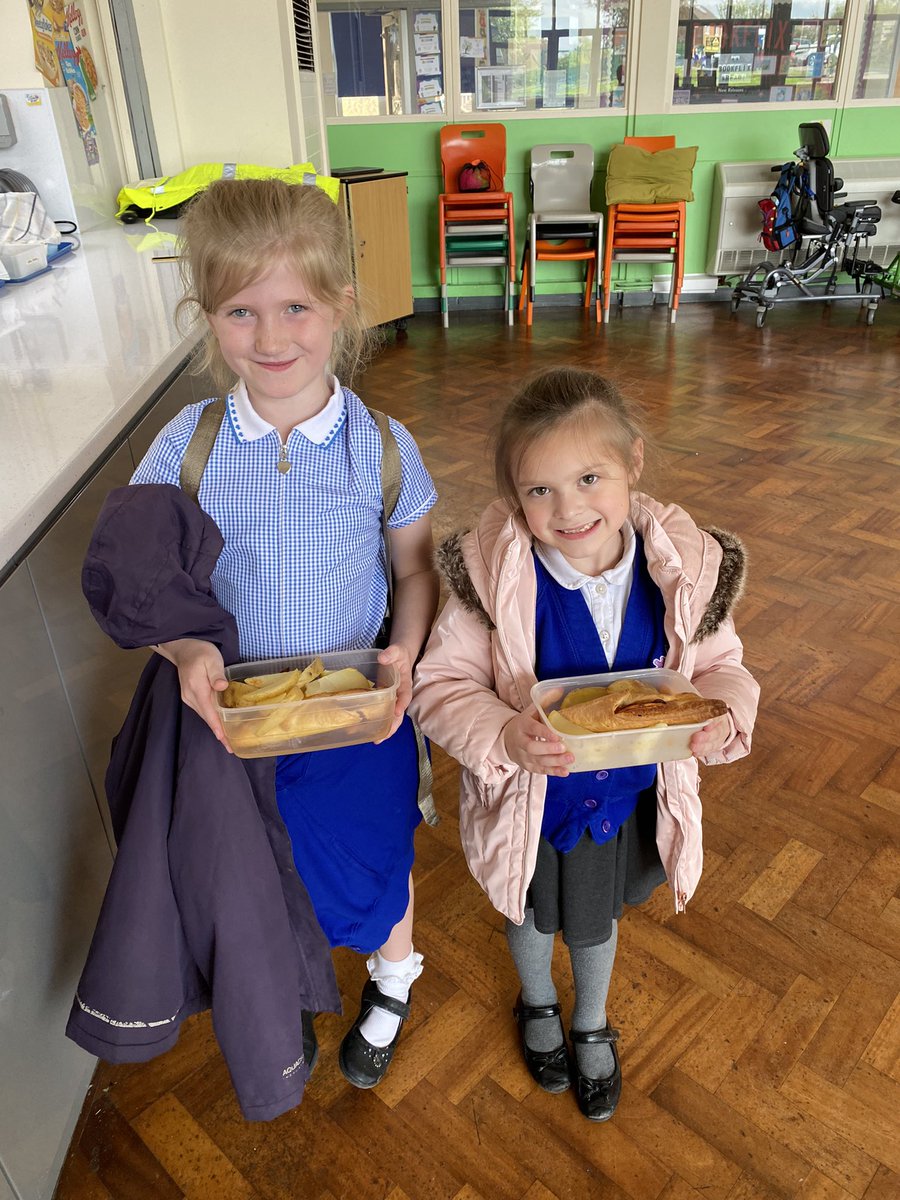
[301,1010,318,1076]
[513,994,572,1093]
[569,1025,621,1121]
[338,980,411,1089]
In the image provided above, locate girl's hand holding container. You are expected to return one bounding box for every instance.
[154,637,234,753]
[502,706,575,777]
[375,642,414,741]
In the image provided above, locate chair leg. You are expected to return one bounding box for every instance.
[584,258,594,310]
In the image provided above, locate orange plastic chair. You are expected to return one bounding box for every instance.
[438,124,516,327]
[603,135,686,324]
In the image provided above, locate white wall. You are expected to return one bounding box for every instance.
[135,0,320,170]
[0,0,44,88]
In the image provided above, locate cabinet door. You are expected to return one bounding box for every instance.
[0,563,111,1200]
[346,176,413,326]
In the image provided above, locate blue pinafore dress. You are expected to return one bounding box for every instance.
[528,534,668,946]
[274,717,422,954]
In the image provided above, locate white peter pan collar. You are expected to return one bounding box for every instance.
[226,377,346,446]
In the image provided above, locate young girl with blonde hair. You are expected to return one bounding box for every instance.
[132,177,439,1089]
[412,366,758,1121]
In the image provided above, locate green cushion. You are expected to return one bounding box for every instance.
[605,144,698,206]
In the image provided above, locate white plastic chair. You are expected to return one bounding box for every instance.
[521,144,603,324]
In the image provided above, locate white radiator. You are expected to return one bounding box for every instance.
[707,157,900,277]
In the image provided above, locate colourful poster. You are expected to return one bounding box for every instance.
[28,1,62,86]
[56,28,100,165]
[65,2,100,99]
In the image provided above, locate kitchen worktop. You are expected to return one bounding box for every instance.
[0,219,202,578]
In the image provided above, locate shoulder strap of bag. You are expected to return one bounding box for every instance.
[366,406,438,827]
[365,406,401,611]
[179,397,227,503]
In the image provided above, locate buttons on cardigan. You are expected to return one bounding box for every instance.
[583,798,598,810]
[595,770,609,781]
[600,819,612,834]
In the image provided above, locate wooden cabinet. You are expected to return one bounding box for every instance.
[340,172,413,328]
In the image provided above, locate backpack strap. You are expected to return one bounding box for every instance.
[179,397,227,503]
[366,406,402,618]
[366,404,438,828]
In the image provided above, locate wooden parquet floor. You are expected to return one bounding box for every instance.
[56,299,900,1200]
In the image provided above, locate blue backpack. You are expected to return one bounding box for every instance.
[759,163,800,252]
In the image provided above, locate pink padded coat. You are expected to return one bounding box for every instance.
[410,494,759,923]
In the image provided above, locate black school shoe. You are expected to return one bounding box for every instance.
[513,994,573,1093]
[569,1025,621,1121]
[301,1010,319,1075]
[338,979,411,1089]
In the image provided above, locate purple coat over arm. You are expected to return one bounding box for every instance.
[66,484,341,1122]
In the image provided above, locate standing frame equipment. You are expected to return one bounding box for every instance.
[730,123,884,328]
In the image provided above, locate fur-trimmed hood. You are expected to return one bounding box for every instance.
[436,501,747,645]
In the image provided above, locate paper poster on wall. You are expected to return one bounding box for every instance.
[415,33,439,54]
[418,77,442,98]
[28,1,63,86]
[769,84,793,102]
[56,29,100,164]
[755,54,776,73]
[64,2,100,99]
[459,36,485,58]
[414,12,437,32]
[415,54,440,74]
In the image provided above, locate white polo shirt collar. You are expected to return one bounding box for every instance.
[226,377,346,446]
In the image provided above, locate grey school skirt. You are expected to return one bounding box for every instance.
[527,786,667,947]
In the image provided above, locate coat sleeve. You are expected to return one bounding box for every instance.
[82,484,239,659]
[687,616,759,765]
[411,595,523,788]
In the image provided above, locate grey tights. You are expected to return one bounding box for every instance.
[505,911,618,1078]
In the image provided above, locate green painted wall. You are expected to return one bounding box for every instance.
[328,105,899,301]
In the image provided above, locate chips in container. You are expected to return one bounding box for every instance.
[218,649,397,759]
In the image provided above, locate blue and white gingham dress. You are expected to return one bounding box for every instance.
[132,381,438,951]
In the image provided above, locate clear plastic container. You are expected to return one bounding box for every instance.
[218,649,398,759]
[0,241,48,279]
[531,667,707,772]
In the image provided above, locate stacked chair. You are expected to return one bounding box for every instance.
[438,124,516,327]
[518,143,603,326]
[602,135,690,325]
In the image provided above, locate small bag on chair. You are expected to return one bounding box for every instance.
[458,160,492,192]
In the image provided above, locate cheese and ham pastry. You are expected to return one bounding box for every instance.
[557,678,727,734]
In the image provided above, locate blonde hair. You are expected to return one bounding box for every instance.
[494,367,647,508]
[176,178,373,388]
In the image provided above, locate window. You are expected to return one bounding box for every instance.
[317,2,445,117]
[458,1,629,113]
[854,0,900,97]
[674,1,847,106]
[317,0,629,118]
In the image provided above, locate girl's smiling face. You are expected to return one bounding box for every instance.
[515,424,642,576]
[205,261,346,424]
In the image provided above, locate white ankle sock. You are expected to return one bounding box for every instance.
[358,948,423,1048]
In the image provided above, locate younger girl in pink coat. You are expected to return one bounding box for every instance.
[411,367,759,1122]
